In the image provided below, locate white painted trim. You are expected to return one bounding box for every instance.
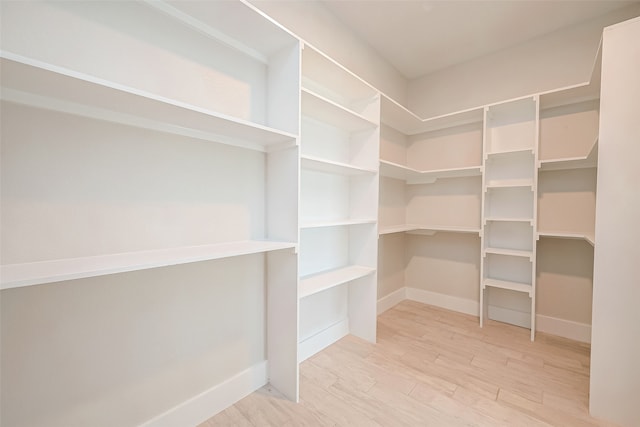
[405,287,479,316]
[377,287,406,314]
[537,314,591,343]
[138,361,268,427]
[298,319,349,362]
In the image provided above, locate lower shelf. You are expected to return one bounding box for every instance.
[0,240,296,290]
[299,265,375,299]
[484,247,534,260]
[482,278,533,296]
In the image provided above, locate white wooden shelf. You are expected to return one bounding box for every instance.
[380,95,483,135]
[484,217,534,225]
[300,219,376,229]
[301,88,378,132]
[485,179,534,189]
[379,224,481,235]
[485,147,535,158]
[0,240,296,290]
[539,139,598,171]
[482,278,533,296]
[379,160,481,184]
[301,155,377,176]
[484,247,534,260]
[299,265,375,299]
[0,55,297,152]
[537,231,595,247]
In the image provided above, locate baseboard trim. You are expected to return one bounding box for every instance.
[298,319,349,362]
[405,287,478,316]
[537,314,591,343]
[377,287,406,314]
[138,361,268,427]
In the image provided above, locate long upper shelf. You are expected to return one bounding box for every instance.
[0,55,297,152]
[537,231,595,247]
[380,160,482,184]
[0,240,296,290]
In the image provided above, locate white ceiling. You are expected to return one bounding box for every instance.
[320,0,636,79]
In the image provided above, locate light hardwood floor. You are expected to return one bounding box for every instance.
[200,301,617,426]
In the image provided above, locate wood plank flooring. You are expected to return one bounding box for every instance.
[200,301,617,426]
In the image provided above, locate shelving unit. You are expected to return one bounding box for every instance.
[481,96,539,340]
[298,43,380,362]
[1,2,301,426]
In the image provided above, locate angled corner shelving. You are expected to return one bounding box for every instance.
[301,155,377,176]
[301,88,378,132]
[379,224,480,236]
[537,231,595,247]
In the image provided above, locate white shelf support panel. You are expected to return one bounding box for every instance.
[482,278,533,297]
[298,265,375,299]
[0,55,298,152]
[0,241,297,290]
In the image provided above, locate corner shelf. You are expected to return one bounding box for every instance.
[0,240,297,290]
[485,147,535,159]
[301,88,378,132]
[539,139,598,171]
[379,160,481,184]
[298,265,375,299]
[301,155,376,176]
[380,94,483,135]
[300,219,376,229]
[482,278,533,297]
[537,231,595,247]
[0,55,298,152]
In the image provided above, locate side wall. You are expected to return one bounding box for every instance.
[590,16,640,427]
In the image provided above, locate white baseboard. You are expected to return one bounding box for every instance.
[138,361,268,427]
[377,287,406,314]
[405,287,479,316]
[298,319,349,362]
[537,314,591,343]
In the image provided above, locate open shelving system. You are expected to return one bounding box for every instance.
[298,43,380,362]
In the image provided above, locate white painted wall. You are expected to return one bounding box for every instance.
[407,4,640,118]
[249,0,407,104]
[590,16,640,427]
